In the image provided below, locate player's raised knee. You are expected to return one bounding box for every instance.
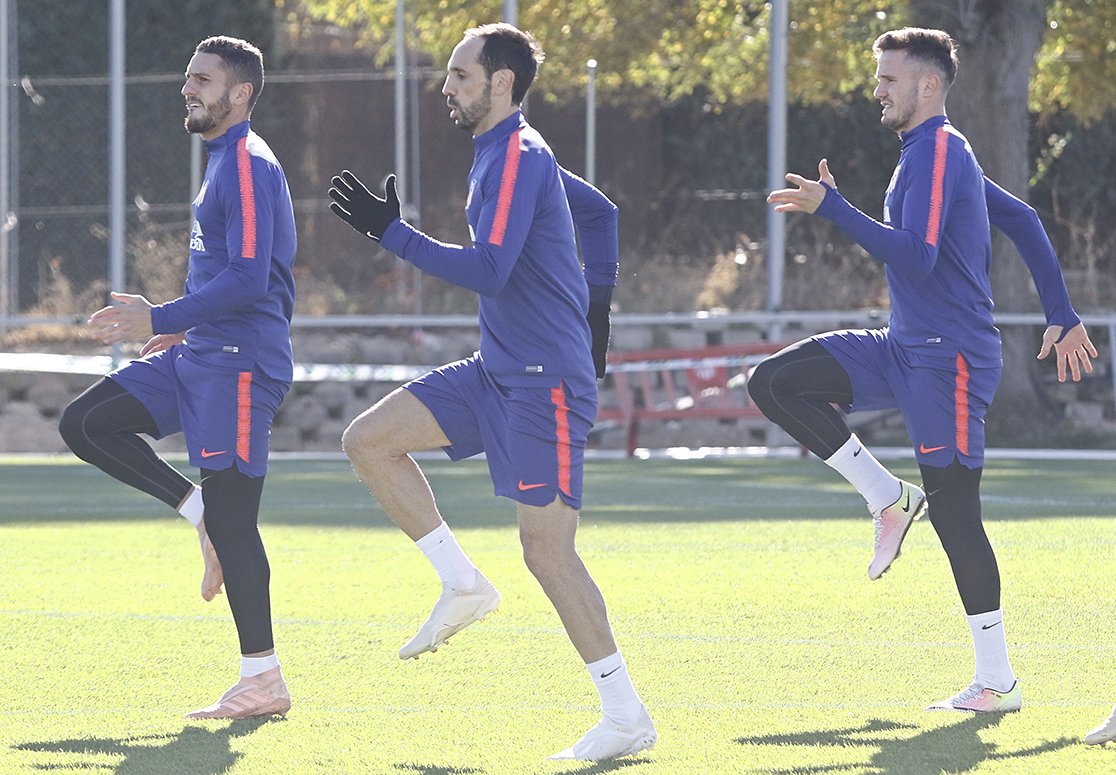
[746,357,778,406]
[340,408,401,462]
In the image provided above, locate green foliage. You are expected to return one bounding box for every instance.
[300,0,1113,122]
[299,0,907,105]
[1033,0,1116,124]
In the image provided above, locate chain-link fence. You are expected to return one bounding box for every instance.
[4,67,1112,333]
[1,66,789,337]
[5,69,443,327]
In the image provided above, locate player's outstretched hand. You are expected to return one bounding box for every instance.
[88,291,154,345]
[767,159,837,215]
[328,171,400,241]
[1037,322,1098,383]
[139,333,186,357]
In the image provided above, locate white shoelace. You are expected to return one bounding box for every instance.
[873,509,894,549]
[950,681,985,704]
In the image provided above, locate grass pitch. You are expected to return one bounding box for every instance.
[1,454,1114,774]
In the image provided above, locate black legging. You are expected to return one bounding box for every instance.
[58,377,194,508]
[748,338,1000,615]
[201,466,274,653]
[747,339,854,458]
[921,461,999,615]
[59,377,276,653]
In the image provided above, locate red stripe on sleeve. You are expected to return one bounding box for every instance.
[954,353,970,456]
[236,137,257,259]
[237,371,253,463]
[551,383,572,496]
[488,130,522,246]
[925,128,949,247]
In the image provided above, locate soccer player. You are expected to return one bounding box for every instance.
[327,23,656,761]
[58,36,296,719]
[752,28,1097,712]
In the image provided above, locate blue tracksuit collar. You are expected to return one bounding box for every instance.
[900,114,948,148]
[204,119,251,151]
[474,111,526,151]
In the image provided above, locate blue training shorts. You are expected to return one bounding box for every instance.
[404,355,595,510]
[815,328,1001,468]
[107,345,289,478]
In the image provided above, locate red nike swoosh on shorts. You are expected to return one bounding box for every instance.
[919,444,947,454]
[200,448,227,458]
[517,481,547,491]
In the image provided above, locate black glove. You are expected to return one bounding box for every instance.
[587,300,611,379]
[328,171,400,241]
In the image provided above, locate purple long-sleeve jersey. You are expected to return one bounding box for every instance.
[150,120,297,382]
[816,115,1079,368]
[381,111,617,392]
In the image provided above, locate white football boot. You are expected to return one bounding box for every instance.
[869,479,928,580]
[1085,705,1116,745]
[926,679,1022,713]
[548,705,657,761]
[398,573,500,659]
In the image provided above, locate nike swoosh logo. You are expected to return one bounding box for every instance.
[200,448,227,458]
[919,443,947,454]
[517,481,547,491]
[981,621,1003,631]
[853,447,862,457]
[599,666,622,679]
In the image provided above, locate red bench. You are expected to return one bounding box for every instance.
[595,342,788,456]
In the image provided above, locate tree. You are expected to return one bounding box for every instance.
[299,1,1116,120]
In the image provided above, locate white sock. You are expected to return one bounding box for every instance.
[415,522,478,591]
[824,434,901,515]
[587,651,645,727]
[240,653,279,678]
[178,485,204,527]
[967,608,1015,690]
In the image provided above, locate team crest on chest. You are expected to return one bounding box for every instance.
[189,219,205,252]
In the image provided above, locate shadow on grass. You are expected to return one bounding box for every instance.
[735,715,1075,774]
[545,756,653,774]
[14,717,273,774]
[6,457,1115,528]
[390,757,651,775]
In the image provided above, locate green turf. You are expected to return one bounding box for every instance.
[1,455,1115,774]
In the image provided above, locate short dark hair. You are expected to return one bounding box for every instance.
[195,36,265,110]
[463,23,545,105]
[873,27,958,87]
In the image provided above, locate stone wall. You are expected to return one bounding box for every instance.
[3,325,1113,455]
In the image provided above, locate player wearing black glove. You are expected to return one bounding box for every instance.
[586,284,612,379]
[328,171,400,241]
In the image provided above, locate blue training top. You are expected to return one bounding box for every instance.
[150,120,298,383]
[381,111,617,393]
[815,114,1080,368]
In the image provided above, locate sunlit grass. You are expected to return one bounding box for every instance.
[2,456,1114,774]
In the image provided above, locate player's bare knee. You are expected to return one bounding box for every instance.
[520,532,576,582]
[341,412,393,461]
